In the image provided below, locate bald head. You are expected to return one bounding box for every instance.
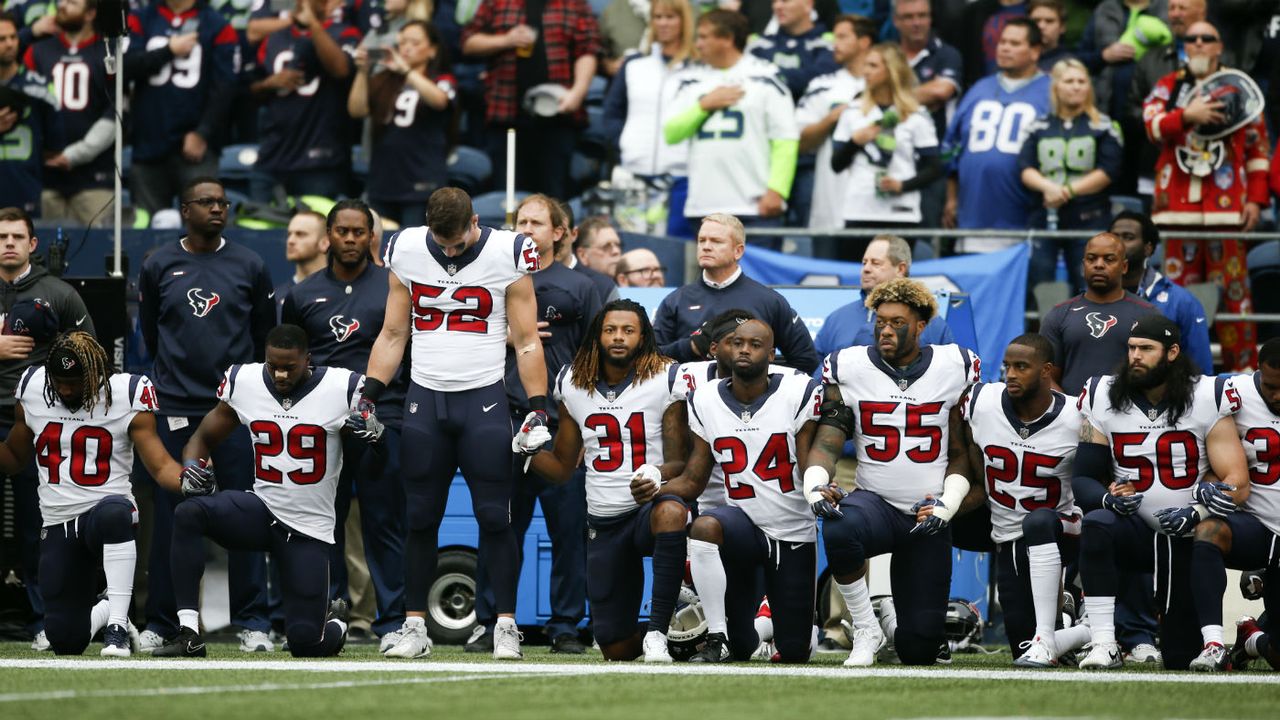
[1083,232,1128,296]
[1168,0,1206,36]
[615,248,666,287]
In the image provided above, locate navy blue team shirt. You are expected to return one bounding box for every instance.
[24,33,114,195]
[1039,291,1157,396]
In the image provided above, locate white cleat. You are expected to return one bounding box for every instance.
[1188,642,1230,672]
[752,639,776,660]
[136,629,165,655]
[238,629,274,653]
[1080,641,1123,669]
[1124,642,1161,664]
[1014,635,1059,668]
[493,621,524,660]
[383,622,432,659]
[30,630,49,652]
[642,630,673,663]
[100,623,133,657]
[843,626,886,667]
[379,628,405,654]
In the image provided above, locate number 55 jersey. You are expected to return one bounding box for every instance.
[217,364,364,543]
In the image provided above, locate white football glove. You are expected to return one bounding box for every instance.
[633,464,663,494]
[512,410,551,455]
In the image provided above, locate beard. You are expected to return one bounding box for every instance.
[1187,56,1213,78]
[603,346,638,369]
[733,360,767,382]
[1126,357,1171,391]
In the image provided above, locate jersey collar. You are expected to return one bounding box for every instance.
[261,365,327,411]
[1128,388,1169,424]
[716,373,783,423]
[158,6,200,25]
[425,226,490,275]
[1000,389,1066,438]
[868,345,933,390]
[595,367,638,400]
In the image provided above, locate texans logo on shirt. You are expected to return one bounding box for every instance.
[187,288,221,318]
[329,316,361,342]
[1085,312,1118,339]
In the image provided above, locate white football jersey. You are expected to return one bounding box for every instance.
[963,382,1081,543]
[824,344,980,514]
[688,373,823,542]
[18,368,156,526]
[671,55,800,218]
[671,360,803,510]
[556,363,679,519]
[1229,372,1280,536]
[833,105,938,224]
[795,68,865,231]
[218,363,364,543]
[383,225,538,391]
[1079,374,1239,531]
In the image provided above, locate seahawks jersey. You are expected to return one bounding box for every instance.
[795,68,865,230]
[823,344,980,514]
[218,363,363,543]
[670,360,801,509]
[1079,374,1239,531]
[833,104,938,223]
[17,367,158,526]
[1230,372,1280,536]
[688,373,823,542]
[963,382,1080,543]
[383,226,538,392]
[672,55,799,218]
[555,363,679,519]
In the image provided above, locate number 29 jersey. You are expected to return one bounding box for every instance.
[218,363,364,543]
[18,367,158,527]
[963,382,1080,543]
[1230,372,1280,536]
[555,363,679,519]
[823,344,980,514]
[1079,374,1239,530]
[383,225,538,392]
[688,373,823,542]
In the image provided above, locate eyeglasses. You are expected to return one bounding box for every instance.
[185,198,232,209]
[1182,34,1220,44]
[621,266,666,276]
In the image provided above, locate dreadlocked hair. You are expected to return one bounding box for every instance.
[570,299,671,394]
[864,277,937,322]
[45,331,113,414]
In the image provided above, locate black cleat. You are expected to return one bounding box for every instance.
[550,633,586,654]
[689,632,731,663]
[327,598,351,653]
[464,626,493,653]
[153,627,207,658]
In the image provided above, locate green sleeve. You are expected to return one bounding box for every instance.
[664,103,710,145]
[767,138,799,199]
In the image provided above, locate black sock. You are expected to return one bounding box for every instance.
[647,531,686,633]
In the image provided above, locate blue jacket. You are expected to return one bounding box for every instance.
[814,291,955,359]
[1132,268,1214,374]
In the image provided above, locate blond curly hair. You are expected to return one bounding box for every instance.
[864,278,937,322]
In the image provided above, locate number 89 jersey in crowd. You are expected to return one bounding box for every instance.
[1230,372,1280,536]
[1078,373,1240,530]
[17,367,158,526]
[823,344,980,514]
[687,373,823,542]
[555,363,679,519]
[963,382,1080,543]
[217,363,364,543]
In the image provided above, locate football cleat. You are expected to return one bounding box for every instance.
[1080,641,1123,669]
[1014,635,1059,668]
[493,621,524,660]
[464,625,493,653]
[1231,616,1263,670]
[550,633,586,654]
[30,630,49,652]
[642,630,673,663]
[384,622,432,659]
[1124,643,1161,664]
[752,639,776,660]
[153,627,207,658]
[238,628,274,653]
[1189,642,1231,672]
[936,642,952,665]
[843,625,886,667]
[137,628,166,654]
[100,623,133,658]
[689,632,731,663]
[326,599,351,653]
[379,628,405,654]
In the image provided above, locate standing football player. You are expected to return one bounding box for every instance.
[667,319,822,663]
[805,278,980,666]
[363,187,547,660]
[0,332,192,656]
[1074,315,1249,670]
[154,325,367,658]
[532,300,689,662]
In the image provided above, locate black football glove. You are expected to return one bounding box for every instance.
[1102,490,1143,516]
[1192,481,1238,517]
[1154,506,1199,537]
[345,397,384,442]
[809,483,846,519]
[180,459,216,498]
[909,497,950,536]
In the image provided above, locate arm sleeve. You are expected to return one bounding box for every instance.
[664,102,709,145]
[250,262,277,361]
[829,139,858,173]
[767,138,799,198]
[60,118,116,167]
[897,150,941,193]
[1071,441,1113,512]
[123,16,176,82]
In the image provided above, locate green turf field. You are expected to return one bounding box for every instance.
[2,643,1278,720]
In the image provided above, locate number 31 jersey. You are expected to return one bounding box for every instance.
[383,225,538,392]
[556,363,679,519]
[688,373,823,542]
[964,382,1080,543]
[824,344,979,514]
[218,363,363,543]
[1079,373,1238,530]
[1230,372,1280,536]
[18,368,158,526]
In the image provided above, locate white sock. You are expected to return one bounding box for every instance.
[1245,633,1261,658]
[1026,543,1061,642]
[329,618,349,635]
[1054,624,1092,653]
[495,617,516,630]
[689,539,728,635]
[835,578,878,633]
[754,614,773,642]
[102,541,136,627]
[89,598,110,638]
[880,600,898,638]
[1202,624,1224,646]
[405,616,425,629]
[1083,596,1116,645]
[178,609,200,633]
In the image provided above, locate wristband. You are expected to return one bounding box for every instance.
[1065,184,1076,199]
[528,395,547,413]
[361,377,387,403]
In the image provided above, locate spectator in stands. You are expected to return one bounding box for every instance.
[664,10,798,248]
[25,0,113,226]
[943,18,1049,254]
[124,0,236,214]
[797,13,871,237]
[813,233,953,357]
[348,20,455,228]
[1018,58,1123,293]
[1143,20,1270,371]
[1216,0,1272,77]
[960,0,1028,87]
[830,43,940,263]
[356,0,434,50]
[602,0,696,238]
[748,0,838,101]
[461,0,601,200]
[210,0,262,144]
[614,247,667,287]
[1029,0,1075,71]
[1112,209,1213,372]
[252,0,360,199]
[739,0,840,36]
[10,0,57,49]
[0,12,60,217]
[572,214,622,301]
[653,213,819,370]
[275,210,330,314]
[599,0,647,75]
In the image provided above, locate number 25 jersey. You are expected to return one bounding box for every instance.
[824,344,979,514]
[218,363,364,543]
[383,225,538,392]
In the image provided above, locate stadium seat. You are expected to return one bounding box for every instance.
[472,190,529,228]
[447,146,493,194]
[220,144,262,196]
[1186,283,1220,328]
[1032,281,1071,316]
[1110,195,1145,216]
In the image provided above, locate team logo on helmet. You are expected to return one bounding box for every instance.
[186,288,221,318]
[1085,312,1117,339]
[329,316,361,342]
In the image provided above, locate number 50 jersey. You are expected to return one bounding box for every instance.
[823,344,979,514]
[18,367,158,526]
[218,364,364,543]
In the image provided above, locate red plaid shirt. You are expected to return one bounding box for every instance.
[462,0,602,126]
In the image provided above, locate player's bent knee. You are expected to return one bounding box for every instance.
[46,624,89,656]
[1021,508,1060,546]
[650,497,688,531]
[895,630,943,666]
[172,498,210,534]
[689,515,722,543]
[94,496,135,542]
[473,504,511,534]
[1193,517,1231,550]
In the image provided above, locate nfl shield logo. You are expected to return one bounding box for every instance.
[282,398,292,411]
[1018,426,1029,439]
[409,402,419,414]
[741,410,752,422]
[446,264,459,276]
[588,528,597,540]
[897,379,909,391]
[1147,409,1158,421]
[605,390,617,402]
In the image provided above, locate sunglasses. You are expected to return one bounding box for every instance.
[184,198,231,209]
[1182,34,1220,44]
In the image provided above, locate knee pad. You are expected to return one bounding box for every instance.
[821,515,866,573]
[1080,509,1117,552]
[171,498,208,533]
[94,497,136,543]
[473,503,512,535]
[1022,508,1061,546]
